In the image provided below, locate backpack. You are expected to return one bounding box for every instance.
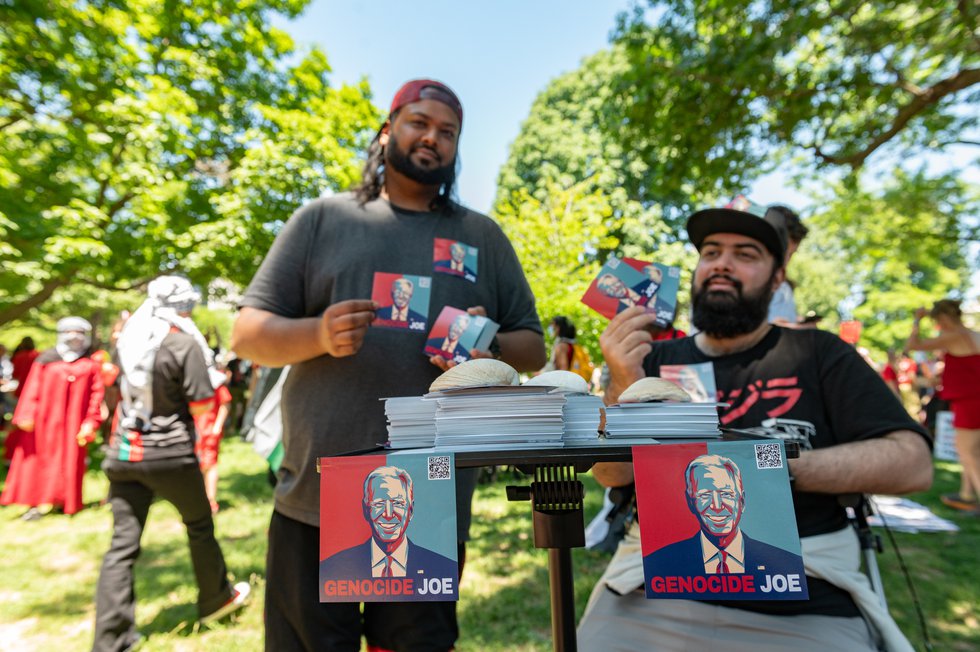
[569,343,595,383]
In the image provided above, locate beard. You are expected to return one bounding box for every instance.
[691,272,775,338]
[385,133,455,186]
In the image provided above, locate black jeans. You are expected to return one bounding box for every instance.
[265,510,459,652]
[92,456,232,652]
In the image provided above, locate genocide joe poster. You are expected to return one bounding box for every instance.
[633,441,807,601]
[319,453,458,602]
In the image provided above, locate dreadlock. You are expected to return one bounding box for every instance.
[352,135,385,207]
[351,110,459,216]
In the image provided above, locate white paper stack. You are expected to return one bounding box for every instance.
[603,401,722,443]
[430,385,567,451]
[384,396,438,449]
[562,395,604,446]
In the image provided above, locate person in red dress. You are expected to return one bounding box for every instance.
[908,299,980,513]
[0,318,105,519]
[10,336,39,398]
[2,337,40,462]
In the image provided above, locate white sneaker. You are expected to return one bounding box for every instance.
[200,581,251,624]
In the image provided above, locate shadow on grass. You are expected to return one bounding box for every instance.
[458,473,609,651]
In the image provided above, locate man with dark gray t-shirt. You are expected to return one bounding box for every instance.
[232,79,545,652]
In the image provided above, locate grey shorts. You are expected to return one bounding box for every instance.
[577,586,880,652]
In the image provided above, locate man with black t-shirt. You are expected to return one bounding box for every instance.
[93,277,248,652]
[579,206,932,651]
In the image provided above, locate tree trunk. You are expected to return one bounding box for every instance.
[0,276,71,327]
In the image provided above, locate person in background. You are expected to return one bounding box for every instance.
[908,299,980,513]
[10,336,39,399]
[0,343,11,435]
[895,351,921,418]
[0,318,105,519]
[881,349,902,399]
[3,337,40,463]
[93,276,249,652]
[195,364,233,514]
[766,205,808,326]
[547,316,578,371]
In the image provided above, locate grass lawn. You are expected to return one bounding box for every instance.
[1,439,977,651]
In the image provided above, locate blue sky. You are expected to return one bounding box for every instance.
[275,0,811,214]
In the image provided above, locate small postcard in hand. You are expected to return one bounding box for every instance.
[319,453,459,603]
[581,256,680,326]
[633,441,807,601]
[423,306,499,364]
[371,272,431,332]
[433,238,478,283]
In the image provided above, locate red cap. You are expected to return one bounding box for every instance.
[389,79,463,126]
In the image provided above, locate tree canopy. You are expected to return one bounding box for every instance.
[615,0,979,178]
[494,0,978,356]
[0,0,379,327]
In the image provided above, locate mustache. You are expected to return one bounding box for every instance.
[411,143,441,162]
[701,274,743,292]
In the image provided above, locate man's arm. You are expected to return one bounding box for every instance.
[591,462,635,488]
[594,429,933,494]
[497,328,546,372]
[231,301,377,368]
[790,430,932,494]
[906,310,956,352]
[599,306,658,405]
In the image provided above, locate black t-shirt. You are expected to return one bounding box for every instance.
[642,327,930,616]
[108,331,214,462]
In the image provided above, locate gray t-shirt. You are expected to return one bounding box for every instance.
[241,193,542,526]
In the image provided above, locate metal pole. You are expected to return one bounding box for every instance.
[548,547,578,652]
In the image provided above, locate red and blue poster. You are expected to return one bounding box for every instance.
[580,256,680,327]
[319,453,458,603]
[371,272,431,332]
[423,306,499,364]
[633,441,807,601]
[433,238,478,283]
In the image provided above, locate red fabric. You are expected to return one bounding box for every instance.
[939,353,980,402]
[881,365,898,383]
[194,384,231,468]
[0,355,105,514]
[10,349,39,398]
[652,326,687,341]
[896,357,917,385]
[950,397,980,429]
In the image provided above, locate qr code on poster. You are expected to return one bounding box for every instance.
[754,443,783,469]
[427,456,452,480]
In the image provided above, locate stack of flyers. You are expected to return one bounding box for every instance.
[428,385,566,451]
[581,256,680,327]
[384,396,438,449]
[423,306,499,365]
[604,401,722,443]
[319,453,459,603]
[562,395,605,446]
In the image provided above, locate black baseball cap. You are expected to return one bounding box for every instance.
[686,203,789,266]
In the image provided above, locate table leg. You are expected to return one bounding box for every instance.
[548,547,577,652]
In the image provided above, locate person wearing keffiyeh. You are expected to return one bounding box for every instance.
[1,317,105,519]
